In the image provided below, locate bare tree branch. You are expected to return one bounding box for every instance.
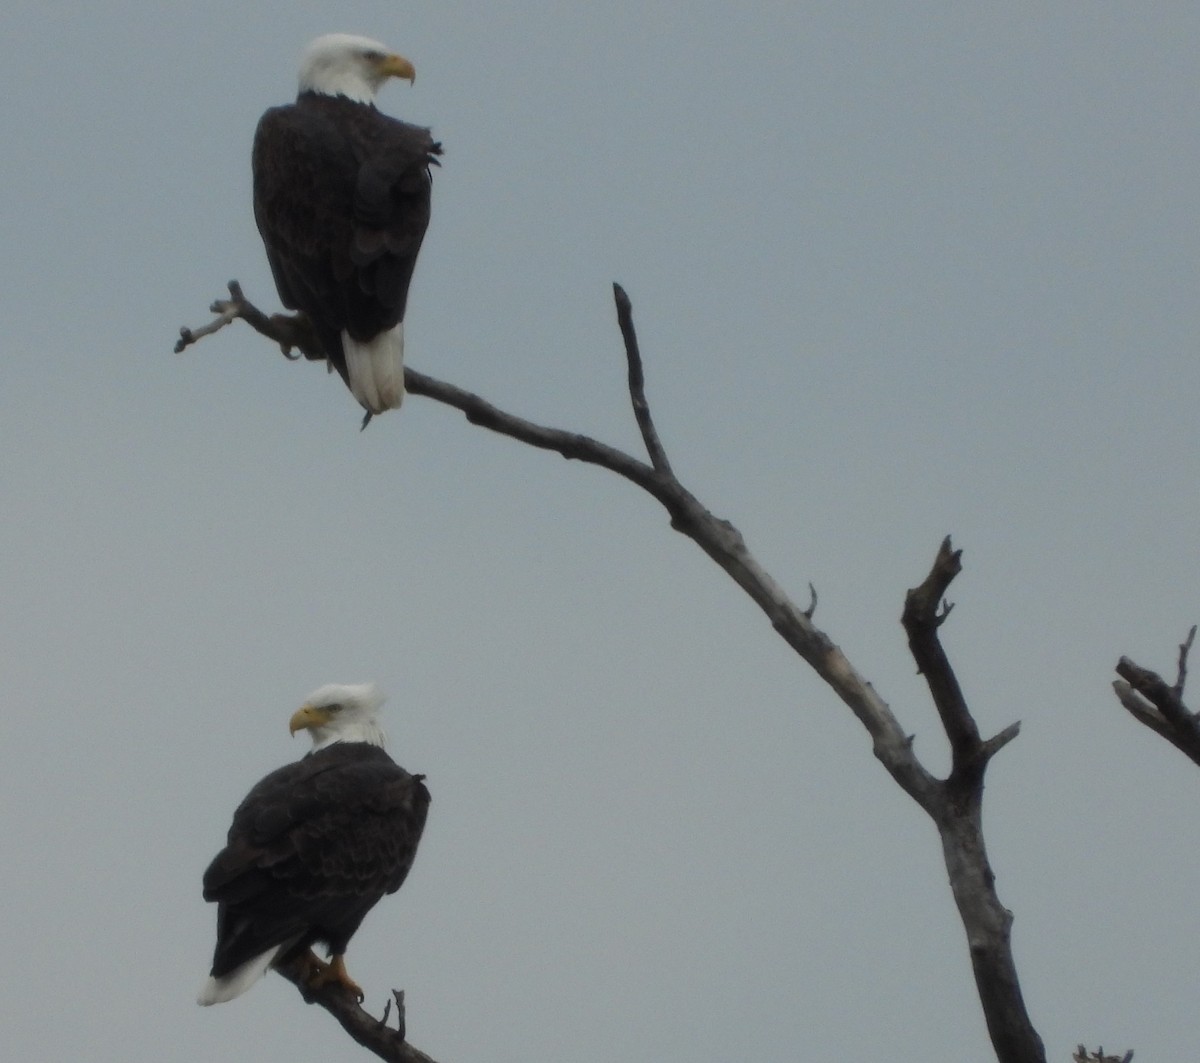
[275,957,439,1063]
[1113,632,1200,769]
[177,283,1044,1062]
[177,285,934,797]
[176,281,325,361]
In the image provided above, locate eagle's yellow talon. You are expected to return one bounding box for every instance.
[307,954,365,1002]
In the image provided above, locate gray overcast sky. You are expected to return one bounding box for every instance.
[2,3,1198,1061]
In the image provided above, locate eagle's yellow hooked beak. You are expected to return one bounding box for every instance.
[378,53,416,85]
[289,704,332,735]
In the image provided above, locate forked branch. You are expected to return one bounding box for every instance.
[901,539,1040,1063]
[1113,626,1200,768]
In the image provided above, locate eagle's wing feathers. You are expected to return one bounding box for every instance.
[252,104,355,325]
[205,751,423,896]
[347,119,440,327]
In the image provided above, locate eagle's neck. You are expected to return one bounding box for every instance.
[308,718,388,752]
[298,79,377,106]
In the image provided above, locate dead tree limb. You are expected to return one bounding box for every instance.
[903,539,1039,1063]
[275,958,438,1063]
[178,283,1045,1063]
[1113,626,1200,768]
[176,280,325,361]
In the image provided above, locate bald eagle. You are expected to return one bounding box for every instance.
[253,34,441,423]
[198,684,430,1005]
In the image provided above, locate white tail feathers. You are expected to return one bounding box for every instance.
[196,945,282,1005]
[343,325,405,414]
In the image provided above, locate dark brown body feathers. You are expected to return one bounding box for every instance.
[203,742,429,979]
[252,92,440,387]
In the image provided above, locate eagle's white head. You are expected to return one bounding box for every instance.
[289,682,387,750]
[298,33,416,105]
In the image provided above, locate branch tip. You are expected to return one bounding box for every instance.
[393,989,407,1041]
[902,536,984,777]
[175,280,325,362]
[1173,624,1197,696]
[979,720,1021,762]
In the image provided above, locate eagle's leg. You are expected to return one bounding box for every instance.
[307,953,365,1003]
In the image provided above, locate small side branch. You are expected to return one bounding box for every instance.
[275,961,440,1063]
[1172,625,1195,697]
[977,720,1021,763]
[1074,1047,1134,1063]
[613,283,673,475]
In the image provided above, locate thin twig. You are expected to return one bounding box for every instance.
[393,990,407,1040]
[612,283,673,475]
[174,282,246,352]
[176,280,323,361]
[1173,625,1196,697]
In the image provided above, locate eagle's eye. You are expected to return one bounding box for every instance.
[362,50,383,63]
[327,703,344,713]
